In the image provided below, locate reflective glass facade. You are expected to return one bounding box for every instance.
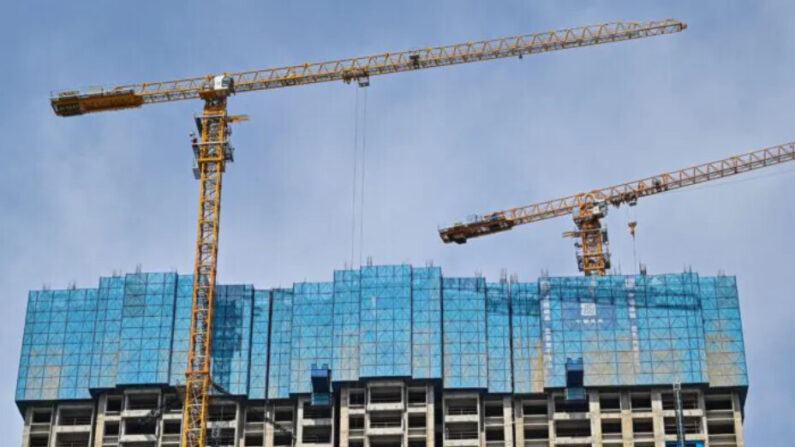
[16,266,748,404]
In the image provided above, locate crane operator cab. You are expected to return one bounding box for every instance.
[200,75,235,100]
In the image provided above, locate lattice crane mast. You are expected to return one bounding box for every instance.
[439,141,795,276]
[49,19,685,447]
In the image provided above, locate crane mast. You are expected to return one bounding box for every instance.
[439,141,795,276]
[49,19,685,447]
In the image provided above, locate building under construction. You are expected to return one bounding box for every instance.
[16,265,747,447]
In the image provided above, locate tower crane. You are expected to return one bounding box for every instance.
[439,141,795,276]
[49,19,685,447]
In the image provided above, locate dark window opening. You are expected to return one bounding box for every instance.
[163,394,182,412]
[302,426,331,443]
[602,421,622,434]
[349,415,365,429]
[484,402,503,417]
[303,403,331,419]
[55,432,90,447]
[408,414,426,428]
[246,407,265,423]
[104,421,120,436]
[125,418,157,435]
[633,419,654,436]
[554,395,589,413]
[349,390,365,407]
[163,420,181,434]
[708,422,736,435]
[369,387,402,404]
[369,435,402,447]
[705,395,733,411]
[32,409,52,424]
[59,408,92,426]
[408,389,427,405]
[446,398,478,415]
[522,401,548,416]
[445,422,478,440]
[485,427,505,441]
[631,393,652,411]
[408,440,426,447]
[274,433,293,446]
[599,394,621,412]
[245,434,264,447]
[555,420,591,438]
[349,440,364,447]
[370,412,402,428]
[29,435,49,447]
[106,396,122,413]
[274,408,294,422]
[524,428,548,440]
[126,393,159,411]
[208,404,236,421]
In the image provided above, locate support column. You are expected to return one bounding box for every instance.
[732,393,745,447]
[264,404,274,447]
[295,398,305,447]
[546,395,555,445]
[620,392,633,447]
[339,387,350,447]
[589,390,602,447]
[651,390,664,447]
[501,397,513,447]
[426,386,435,447]
[512,400,524,447]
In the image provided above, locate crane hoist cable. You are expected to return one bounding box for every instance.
[439,141,795,276]
[49,19,686,447]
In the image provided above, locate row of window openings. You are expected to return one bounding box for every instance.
[521,417,734,440]
[349,387,427,406]
[349,413,427,430]
[349,440,427,447]
[520,392,730,416]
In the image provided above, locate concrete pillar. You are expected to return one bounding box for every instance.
[512,400,523,447]
[92,396,105,447]
[651,390,664,447]
[620,392,633,447]
[426,386,435,447]
[295,398,305,447]
[589,389,602,447]
[501,396,513,447]
[732,392,745,447]
[546,394,555,445]
[339,387,349,447]
[264,404,274,447]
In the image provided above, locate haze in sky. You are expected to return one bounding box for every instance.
[2,1,793,444]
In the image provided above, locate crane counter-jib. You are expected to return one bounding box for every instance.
[50,18,685,117]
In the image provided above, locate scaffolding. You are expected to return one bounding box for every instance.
[16,265,747,406]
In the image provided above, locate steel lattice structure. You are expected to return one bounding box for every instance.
[440,141,795,276]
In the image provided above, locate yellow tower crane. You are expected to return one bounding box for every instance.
[439,141,795,276]
[50,19,685,447]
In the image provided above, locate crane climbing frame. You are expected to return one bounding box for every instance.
[439,141,795,276]
[49,18,686,447]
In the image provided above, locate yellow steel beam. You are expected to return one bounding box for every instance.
[440,141,795,244]
[51,19,685,116]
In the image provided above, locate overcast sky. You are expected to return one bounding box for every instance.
[2,1,794,443]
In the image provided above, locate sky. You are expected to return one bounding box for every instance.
[1,0,793,443]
